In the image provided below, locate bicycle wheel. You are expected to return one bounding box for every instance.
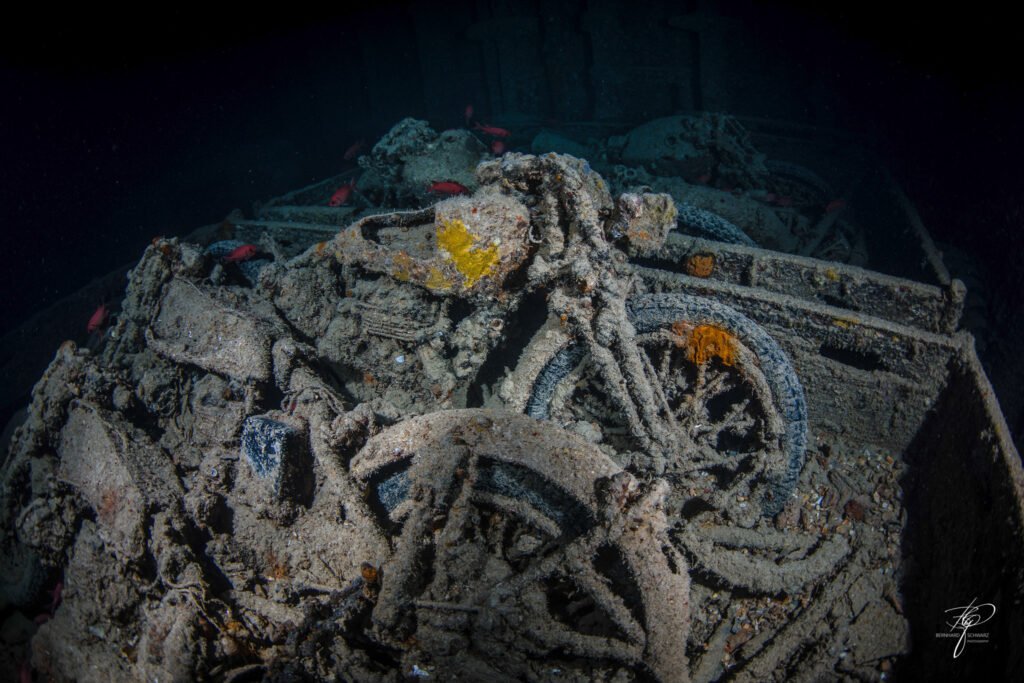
[350,410,691,683]
[524,293,807,520]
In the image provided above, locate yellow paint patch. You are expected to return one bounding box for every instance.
[436,218,499,288]
[425,266,453,291]
[392,251,413,282]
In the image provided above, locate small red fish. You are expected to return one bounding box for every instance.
[464,104,474,124]
[224,244,258,263]
[87,304,109,334]
[825,198,847,213]
[490,140,506,156]
[48,580,63,615]
[429,181,470,195]
[343,140,364,161]
[329,180,356,206]
[18,660,32,683]
[473,122,511,138]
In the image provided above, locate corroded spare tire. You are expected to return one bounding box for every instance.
[350,409,691,683]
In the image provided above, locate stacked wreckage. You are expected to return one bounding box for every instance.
[2,116,1022,682]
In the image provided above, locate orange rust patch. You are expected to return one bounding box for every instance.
[224,620,247,637]
[360,562,379,585]
[628,228,652,242]
[681,324,737,366]
[685,253,715,278]
[265,550,289,580]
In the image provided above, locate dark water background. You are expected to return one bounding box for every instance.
[2,1,1023,437]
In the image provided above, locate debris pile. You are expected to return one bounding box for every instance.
[1,134,909,680]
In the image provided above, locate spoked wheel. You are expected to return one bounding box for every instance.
[633,322,786,519]
[522,293,808,524]
[349,410,691,683]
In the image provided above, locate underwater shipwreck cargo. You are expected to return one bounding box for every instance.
[0,137,1022,682]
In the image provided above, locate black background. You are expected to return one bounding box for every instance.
[2,1,1022,404]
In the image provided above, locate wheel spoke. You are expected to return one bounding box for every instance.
[709,397,753,440]
[702,368,733,400]
[658,344,673,382]
[502,529,601,592]
[692,363,710,421]
[521,620,646,664]
[639,343,679,435]
[570,559,646,644]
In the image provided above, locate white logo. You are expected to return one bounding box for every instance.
[935,598,996,658]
